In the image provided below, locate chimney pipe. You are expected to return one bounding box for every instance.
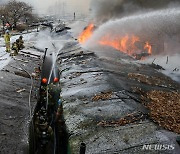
[79,142,86,154]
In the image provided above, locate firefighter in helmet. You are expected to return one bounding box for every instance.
[4,30,11,52]
[35,115,53,147]
[34,107,47,125]
[11,39,19,56]
[18,35,24,49]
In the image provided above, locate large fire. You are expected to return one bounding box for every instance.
[99,34,152,57]
[99,34,141,56]
[144,42,152,54]
[78,23,94,43]
[79,24,152,59]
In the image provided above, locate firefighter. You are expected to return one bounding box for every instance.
[18,35,24,49]
[35,116,53,147]
[11,39,19,56]
[34,107,47,125]
[4,30,11,52]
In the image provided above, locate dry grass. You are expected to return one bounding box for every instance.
[143,90,180,134]
[128,73,174,88]
[97,112,147,127]
[92,91,112,101]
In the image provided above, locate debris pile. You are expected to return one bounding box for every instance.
[69,72,82,79]
[32,67,41,80]
[134,52,150,60]
[143,90,180,134]
[92,91,112,101]
[128,73,174,88]
[97,112,147,127]
[148,63,165,70]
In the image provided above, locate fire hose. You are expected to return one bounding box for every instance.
[12,57,34,120]
[13,57,36,153]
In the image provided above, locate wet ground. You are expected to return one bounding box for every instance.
[0,28,179,154]
[58,41,180,153]
[0,47,42,153]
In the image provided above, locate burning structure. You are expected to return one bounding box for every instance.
[78,1,180,60]
[78,22,153,60]
[78,23,95,43]
[64,3,180,152]
[1,0,179,153]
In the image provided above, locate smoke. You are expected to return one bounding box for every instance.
[34,30,64,52]
[0,0,91,15]
[84,8,180,55]
[90,0,180,24]
[22,0,90,16]
[47,0,91,17]
[84,1,180,82]
[90,0,124,23]
[0,0,8,4]
[68,21,89,38]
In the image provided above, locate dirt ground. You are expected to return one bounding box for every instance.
[0,50,41,154]
[58,41,180,154]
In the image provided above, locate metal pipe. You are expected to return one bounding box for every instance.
[43,48,48,63]
[80,142,86,154]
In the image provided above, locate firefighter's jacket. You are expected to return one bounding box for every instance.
[12,42,19,51]
[18,38,24,49]
[4,34,11,43]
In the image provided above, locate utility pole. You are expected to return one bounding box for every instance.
[74,12,76,20]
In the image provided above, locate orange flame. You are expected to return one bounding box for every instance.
[99,34,140,56]
[78,24,94,43]
[78,24,152,59]
[99,34,153,58]
[144,42,152,54]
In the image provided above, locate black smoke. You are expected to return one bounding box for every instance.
[90,0,180,24]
